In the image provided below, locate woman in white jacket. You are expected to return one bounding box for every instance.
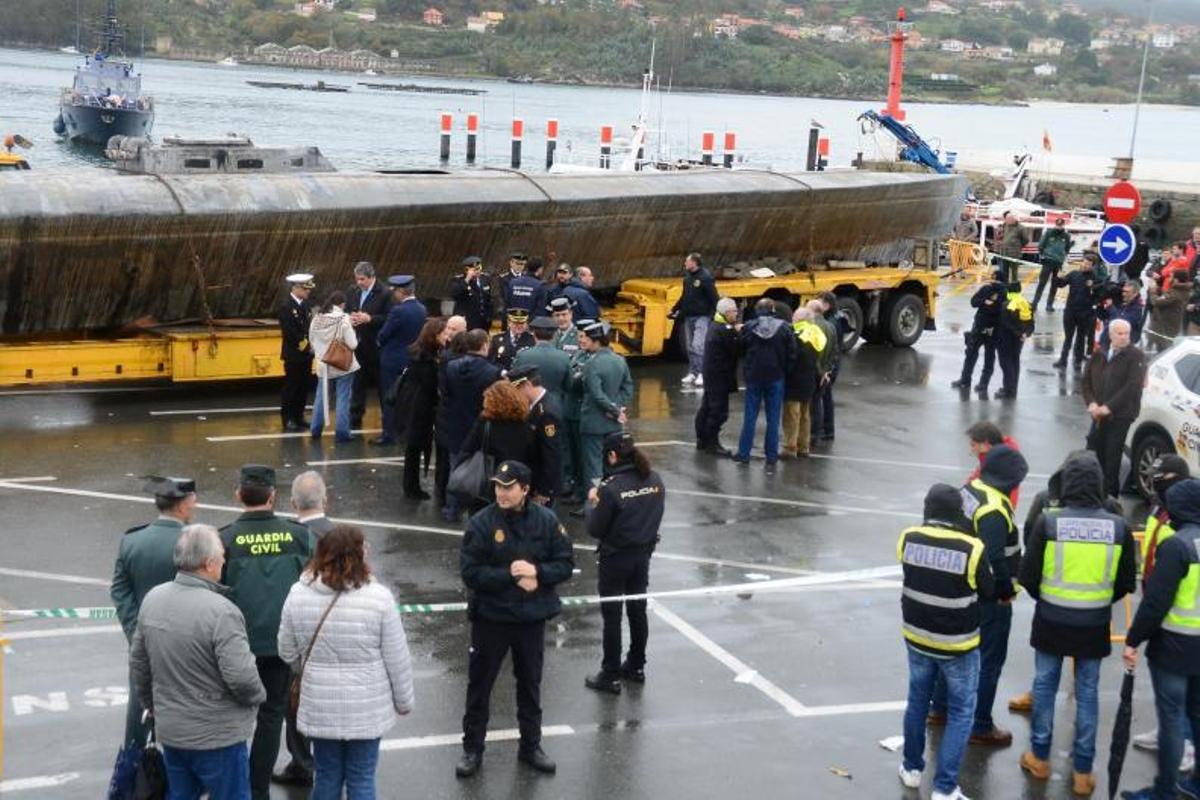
[278,525,414,800]
[309,291,360,442]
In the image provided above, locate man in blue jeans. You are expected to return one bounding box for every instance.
[734,299,795,475]
[1122,478,1200,800]
[898,484,994,800]
[1017,451,1136,796]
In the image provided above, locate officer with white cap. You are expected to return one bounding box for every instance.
[279,273,316,431]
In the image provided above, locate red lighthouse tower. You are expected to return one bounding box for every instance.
[882,7,911,121]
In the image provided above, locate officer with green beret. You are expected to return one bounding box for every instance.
[111,476,197,746]
[219,464,314,800]
[576,321,634,511]
[513,317,571,411]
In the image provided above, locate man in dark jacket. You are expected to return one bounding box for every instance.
[951,272,1005,393]
[783,306,823,458]
[450,256,493,332]
[456,461,575,779]
[1081,317,1147,498]
[809,293,842,442]
[347,261,391,428]
[509,364,563,506]
[583,433,666,695]
[1121,478,1200,800]
[1017,451,1135,795]
[1051,254,1099,370]
[1099,280,1145,347]
[489,308,535,373]
[695,298,740,455]
[669,252,719,386]
[995,282,1034,400]
[1031,218,1073,311]
[563,267,601,322]
[375,275,427,445]
[219,465,314,800]
[498,252,541,319]
[111,476,197,747]
[443,330,503,460]
[278,273,315,431]
[734,299,796,473]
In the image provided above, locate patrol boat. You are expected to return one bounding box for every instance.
[52,0,154,145]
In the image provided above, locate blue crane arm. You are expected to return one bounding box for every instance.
[858,110,951,174]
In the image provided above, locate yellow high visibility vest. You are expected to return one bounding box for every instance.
[1040,510,1123,611]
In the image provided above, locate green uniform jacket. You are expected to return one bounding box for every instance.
[111,517,186,641]
[220,510,313,657]
[564,349,594,421]
[554,327,580,354]
[579,347,634,436]
[513,342,572,410]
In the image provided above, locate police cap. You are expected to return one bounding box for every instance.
[530,316,558,332]
[603,431,635,459]
[574,317,596,331]
[554,263,571,275]
[507,364,540,385]
[548,297,572,313]
[509,251,528,261]
[490,460,532,487]
[388,274,416,289]
[581,320,607,338]
[239,464,276,488]
[142,476,196,499]
[286,272,316,288]
[507,308,530,322]
[462,256,482,267]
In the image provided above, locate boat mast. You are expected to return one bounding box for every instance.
[98,0,125,57]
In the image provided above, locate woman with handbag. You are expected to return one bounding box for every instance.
[457,380,535,511]
[277,525,414,800]
[309,291,360,443]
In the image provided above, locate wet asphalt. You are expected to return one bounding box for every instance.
[0,279,1168,799]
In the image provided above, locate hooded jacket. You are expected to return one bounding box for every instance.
[740,315,796,385]
[963,444,1028,599]
[1019,451,1136,659]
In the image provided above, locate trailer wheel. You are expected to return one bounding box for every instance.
[885,293,926,347]
[835,296,863,352]
[1149,198,1172,223]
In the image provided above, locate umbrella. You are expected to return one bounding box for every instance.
[1107,667,1136,800]
[106,740,140,800]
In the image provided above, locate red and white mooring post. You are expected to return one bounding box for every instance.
[439,113,452,162]
[723,131,737,169]
[701,131,715,166]
[466,113,478,164]
[600,125,613,169]
[511,118,523,169]
[546,118,558,170]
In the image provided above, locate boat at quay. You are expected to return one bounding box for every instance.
[0,167,964,335]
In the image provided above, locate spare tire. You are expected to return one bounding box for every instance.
[1144,225,1167,246]
[1149,198,1172,223]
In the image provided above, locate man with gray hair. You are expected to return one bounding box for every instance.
[694,297,740,455]
[1082,316,1147,497]
[347,260,391,429]
[290,471,332,538]
[131,524,265,798]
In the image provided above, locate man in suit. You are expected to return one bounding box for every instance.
[375,275,427,445]
[347,261,390,429]
[451,256,494,332]
[489,308,535,373]
[278,273,315,431]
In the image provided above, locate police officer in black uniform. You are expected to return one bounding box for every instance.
[456,461,575,779]
[509,364,563,506]
[951,269,1005,394]
[489,308,535,372]
[279,273,315,430]
[583,433,666,694]
[498,251,541,319]
[451,255,494,332]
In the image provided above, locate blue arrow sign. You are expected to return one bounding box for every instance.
[1098,224,1136,267]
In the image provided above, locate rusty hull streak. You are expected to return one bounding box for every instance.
[0,169,967,334]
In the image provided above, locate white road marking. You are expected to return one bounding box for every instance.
[3,625,124,641]
[0,567,110,587]
[798,701,908,718]
[636,440,692,447]
[305,457,405,466]
[667,487,921,520]
[808,452,1052,481]
[651,600,809,717]
[0,476,57,483]
[0,773,81,792]
[206,428,382,442]
[150,404,312,416]
[379,725,574,751]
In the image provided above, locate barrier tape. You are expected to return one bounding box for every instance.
[0,565,901,623]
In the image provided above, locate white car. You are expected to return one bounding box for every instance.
[1127,338,1200,498]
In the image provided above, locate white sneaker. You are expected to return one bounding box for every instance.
[1183,739,1195,772]
[694,374,704,387]
[932,788,972,800]
[681,373,696,385]
[898,763,922,789]
[1132,729,1158,752]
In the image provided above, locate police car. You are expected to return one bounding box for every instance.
[1127,338,1200,498]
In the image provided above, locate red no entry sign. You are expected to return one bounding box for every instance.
[1103,181,1142,225]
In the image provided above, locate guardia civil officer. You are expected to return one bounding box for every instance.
[1017,450,1135,796]
[111,476,197,746]
[279,273,315,431]
[219,465,314,800]
[576,320,634,505]
[549,298,580,353]
[512,317,572,410]
[489,307,535,372]
[583,433,665,694]
[456,461,575,779]
[898,484,994,800]
[509,364,564,506]
[375,275,427,445]
[450,256,494,331]
[560,318,596,505]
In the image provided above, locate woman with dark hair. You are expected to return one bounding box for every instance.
[278,525,414,800]
[397,317,446,499]
[458,380,534,507]
[309,290,359,443]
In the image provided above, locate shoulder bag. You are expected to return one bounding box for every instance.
[288,591,342,717]
[321,317,354,372]
[447,421,493,503]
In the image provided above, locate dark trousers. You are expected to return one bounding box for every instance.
[462,619,545,755]
[404,440,426,495]
[350,352,382,426]
[1087,417,1133,498]
[598,549,651,673]
[694,386,731,447]
[282,686,313,777]
[250,655,291,800]
[996,331,1023,395]
[810,372,836,438]
[434,443,450,506]
[1031,260,1062,309]
[378,365,401,442]
[281,360,311,426]
[958,330,996,388]
[932,600,1011,734]
[565,418,585,498]
[1060,310,1095,365]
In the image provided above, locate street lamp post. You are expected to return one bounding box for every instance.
[1129,0,1154,161]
